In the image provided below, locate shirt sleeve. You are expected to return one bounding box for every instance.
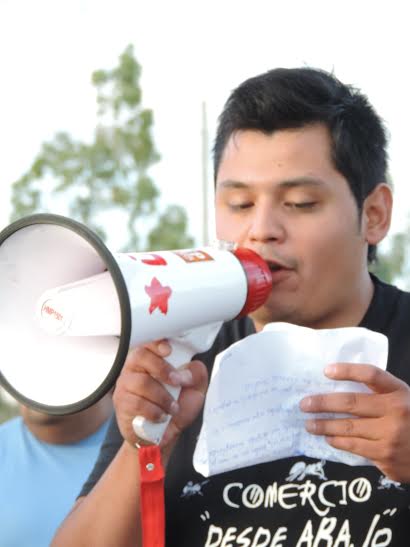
[78,413,123,498]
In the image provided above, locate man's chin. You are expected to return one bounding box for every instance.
[22,409,64,426]
[249,303,295,330]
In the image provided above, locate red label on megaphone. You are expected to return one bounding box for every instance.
[42,302,63,322]
[141,254,168,266]
[40,298,72,335]
[173,250,214,263]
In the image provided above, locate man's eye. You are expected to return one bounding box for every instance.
[285,201,317,209]
[228,202,253,210]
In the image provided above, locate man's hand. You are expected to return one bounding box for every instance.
[113,340,208,459]
[300,363,410,482]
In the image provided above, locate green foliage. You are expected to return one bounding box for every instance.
[370,212,410,287]
[10,45,193,250]
[369,176,410,286]
[147,205,195,250]
[0,392,18,424]
[371,232,408,284]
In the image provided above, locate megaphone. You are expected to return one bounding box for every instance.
[0,214,272,443]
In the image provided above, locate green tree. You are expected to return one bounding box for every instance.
[10,45,192,250]
[369,176,410,286]
[0,391,17,424]
[371,231,409,284]
[148,205,194,250]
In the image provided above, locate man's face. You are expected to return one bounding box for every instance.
[19,405,64,426]
[215,124,371,329]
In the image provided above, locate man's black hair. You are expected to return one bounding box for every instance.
[213,67,388,262]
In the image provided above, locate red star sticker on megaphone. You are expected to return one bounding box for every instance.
[145,277,173,314]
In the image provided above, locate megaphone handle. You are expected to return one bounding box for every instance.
[132,321,223,445]
[132,340,190,445]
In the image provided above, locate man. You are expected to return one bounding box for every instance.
[0,395,112,546]
[53,68,410,546]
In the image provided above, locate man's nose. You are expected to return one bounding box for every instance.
[247,204,285,243]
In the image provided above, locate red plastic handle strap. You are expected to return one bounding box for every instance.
[139,445,165,547]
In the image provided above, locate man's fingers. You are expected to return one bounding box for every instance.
[324,363,407,394]
[183,360,209,395]
[305,416,383,440]
[300,391,385,417]
[115,341,208,448]
[115,390,173,424]
[143,339,171,358]
[116,370,179,416]
[115,359,208,427]
[325,436,383,462]
[125,344,192,387]
[126,345,172,381]
[169,361,209,430]
[126,341,195,387]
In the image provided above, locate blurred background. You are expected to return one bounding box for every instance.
[1,0,409,420]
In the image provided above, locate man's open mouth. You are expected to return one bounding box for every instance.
[266,260,288,272]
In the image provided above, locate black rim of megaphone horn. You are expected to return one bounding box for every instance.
[0,213,132,415]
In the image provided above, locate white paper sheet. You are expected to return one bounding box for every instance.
[193,322,388,477]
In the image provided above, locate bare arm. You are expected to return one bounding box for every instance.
[52,340,208,547]
[52,441,142,547]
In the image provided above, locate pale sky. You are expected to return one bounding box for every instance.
[1,0,409,249]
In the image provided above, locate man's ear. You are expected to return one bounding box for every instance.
[362,183,392,245]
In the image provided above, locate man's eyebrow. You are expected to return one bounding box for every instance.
[217,177,327,189]
[278,177,327,189]
[217,180,250,189]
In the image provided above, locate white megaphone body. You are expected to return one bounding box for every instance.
[0,214,272,444]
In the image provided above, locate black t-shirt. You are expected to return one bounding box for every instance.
[81,277,410,546]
